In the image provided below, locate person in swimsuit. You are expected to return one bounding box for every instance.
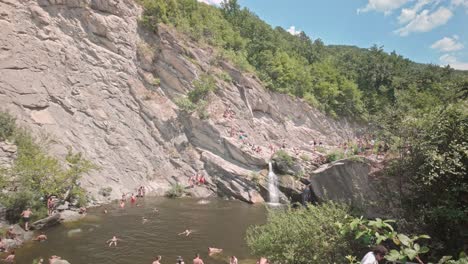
[4,251,15,263]
[20,208,32,231]
[176,256,185,264]
[120,199,125,208]
[106,236,121,247]
[193,253,204,264]
[47,196,55,216]
[152,255,162,264]
[33,232,48,242]
[208,247,222,256]
[230,256,238,264]
[178,229,193,236]
[130,193,137,204]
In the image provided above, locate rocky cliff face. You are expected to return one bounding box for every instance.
[0,0,358,202]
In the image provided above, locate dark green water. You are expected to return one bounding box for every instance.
[15,198,267,264]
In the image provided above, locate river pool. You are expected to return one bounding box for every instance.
[15,197,267,264]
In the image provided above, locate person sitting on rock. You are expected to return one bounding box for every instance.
[0,237,6,252]
[199,175,206,185]
[360,245,388,264]
[5,227,16,240]
[3,250,15,263]
[33,232,48,242]
[79,207,87,214]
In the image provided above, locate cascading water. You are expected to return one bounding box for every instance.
[268,161,280,204]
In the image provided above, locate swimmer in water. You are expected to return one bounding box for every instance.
[153,208,159,213]
[119,199,125,208]
[208,247,223,256]
[178,229,193,237]
[152,255,162,264]
[230,256,238,264]
[142,217,148,224]
[106,236,122,247]
[33,232,48,242]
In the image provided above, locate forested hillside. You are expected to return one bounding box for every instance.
[139,0,467,260]
[139,0,467,119]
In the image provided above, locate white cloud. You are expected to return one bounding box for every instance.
[395,7,453,36]
[398,0,432,24]
[431,36,464,52]
[287,26,301,36]
[439,54,468,70]
[358,0,410,15]
[197,0,223,6]
[452,0,468,12]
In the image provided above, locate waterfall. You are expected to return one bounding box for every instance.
[267,161,280,204]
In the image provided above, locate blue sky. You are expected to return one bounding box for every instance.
[199,0,468,70]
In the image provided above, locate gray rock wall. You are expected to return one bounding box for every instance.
[0,0,359,202]
[309,159,375,211]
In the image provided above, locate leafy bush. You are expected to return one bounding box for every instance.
[326,149,345,162]
[217,71,233,83]
[275,150,293,166]
[246,202,353,264]
[165,183,185,198]
[299,154,310,161]
[174,97,197,112]
[3,190,47,223]
[188,74,216,103]
[0,112,16,141]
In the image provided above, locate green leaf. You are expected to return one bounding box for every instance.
[398,234,411,247]
[403,248,418,260]
[419,246,430,254]
[386,250,402,261]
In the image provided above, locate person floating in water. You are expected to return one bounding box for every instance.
[178,229,193,236]
[33,232,48,242]
[193,253,204,264]
[208,247,223,256]
[106,236,122,247]
[119,199,125,208]
[142,217,148,224]
[152,255,162,264]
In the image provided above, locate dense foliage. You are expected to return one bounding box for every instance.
[0,112,96,222]
[247,203,468,264]
[139,0,467,120]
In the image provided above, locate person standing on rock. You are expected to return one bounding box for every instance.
[47,196,55,216]
[193,253,204,264]
[20,208,32,231]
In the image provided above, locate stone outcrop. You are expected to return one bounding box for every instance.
[0,0,359,202]
[307,158,380,214]
[31,213,61,230]
[0,141,16,169]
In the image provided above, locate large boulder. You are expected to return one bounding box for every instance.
[31,213,61,230]
[308,158,376,213]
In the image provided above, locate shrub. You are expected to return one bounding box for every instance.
[275,150,294,166]
[0,112,16,141]
[165,183,185,198]
[174,97,197,112]
[152,77,161,86]
[188,74,216,103]
[249,172,260,186]
[300,154,310,161]
[217,71,232,83]
[326,149,345,162]
[246,202,353,264]
[3,190,47,223]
